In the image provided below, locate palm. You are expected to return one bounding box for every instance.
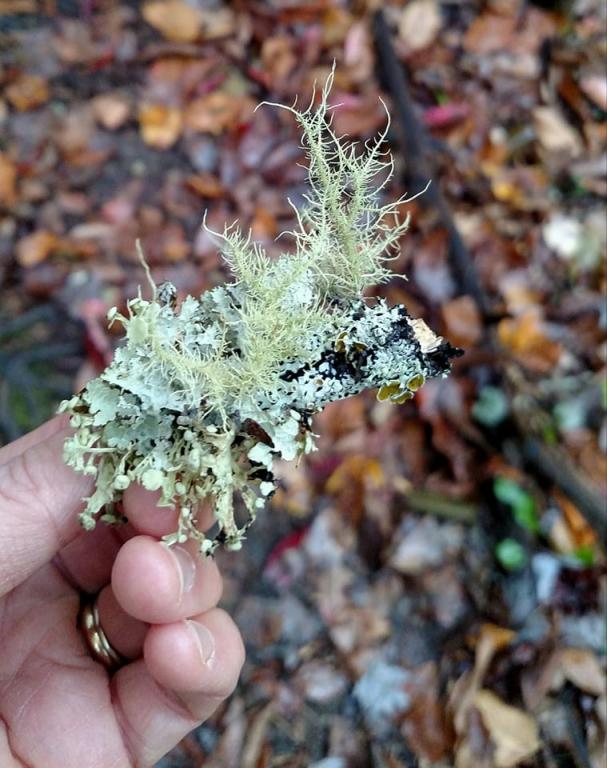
[0,564,132,768]
[0,418,245,768]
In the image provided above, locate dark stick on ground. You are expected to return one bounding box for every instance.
[371,8,606,540]
[372,8,492,319]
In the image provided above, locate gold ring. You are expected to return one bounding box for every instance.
[80,598,124,672]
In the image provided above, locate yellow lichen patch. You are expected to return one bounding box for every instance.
[406,374,425,392]
[392,391,413,404]
[377,381,402,401]
[335,331,348,352]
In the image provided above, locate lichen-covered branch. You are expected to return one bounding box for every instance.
[60,74,462,555]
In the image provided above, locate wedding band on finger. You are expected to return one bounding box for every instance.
[80,598,125,672]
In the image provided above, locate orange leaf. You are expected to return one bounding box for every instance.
[442,295,482,348]
[142,0,202,43]
[139,104,183,149]
[6,73,49,112]
[185,173,224,199]
[0,152,17,207]
[184,92,243,135]
[16,231,59,267]
[497,309,561,373]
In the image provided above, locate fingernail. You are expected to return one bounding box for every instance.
[186,620,215,665]
[164,544,196,595]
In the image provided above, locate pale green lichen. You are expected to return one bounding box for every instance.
[60,71,461,555]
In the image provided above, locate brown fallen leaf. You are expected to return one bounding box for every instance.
[463,8,555,57]
[16,231,59,268]
[139,104,183,148]
[533,106,583,157]
[0,152,17,207]
[497,309,562,373]
[580,73,607,111]
[5,73,49,112]
[92,93,131,130]
[442,295,482,347]
[185,172,224,199]
[184,91,244,135]
[398,0,442,52]
[261,36,297,84]
[142,0,202,43]
[402,662,453,762]
[560,648,606,697]
[473,689,540,768]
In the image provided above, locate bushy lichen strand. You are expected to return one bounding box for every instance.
[60,77,461,555]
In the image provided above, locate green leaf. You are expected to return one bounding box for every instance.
[573,545,595,567]
[496,538,527,571]
[494,477,540,533]
[472,386,509,427]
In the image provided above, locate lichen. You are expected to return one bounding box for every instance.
[60,71,462,555]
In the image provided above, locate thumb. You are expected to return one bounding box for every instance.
[0,416,93,598]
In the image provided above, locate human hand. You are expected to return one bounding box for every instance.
[0,416,245,768]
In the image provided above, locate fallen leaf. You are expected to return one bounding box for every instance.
[463,8,555,57]
[326,454,384,522]
[5,73,49,111]
[92,93,131,130]
[473,690,540,768]
[142,0,202,43]
[533,106,583,157]
[402,662,453,762]
[423,102,470,129]
[200,7,236,40]
[497,309,562,373]
[0,152,17,206]
[560,648,606,697]
[329,93,388,137]
[16,231,59,267]
[450,623,515,737]
[184,91,243,135]
[261,36,297,84]
[442,295,482,347]
[580,73,607,111]
[185,172,224,198]
[399,0,442,52]
[139,104,183,148]
[388,517,463,575]
[295,660,349,704]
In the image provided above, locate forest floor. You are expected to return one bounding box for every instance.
[0,1,605,767]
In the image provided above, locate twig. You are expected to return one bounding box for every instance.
[372,9,491,318]
[372,10,607,542]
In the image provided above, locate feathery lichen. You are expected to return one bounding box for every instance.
[60,72,461,555]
